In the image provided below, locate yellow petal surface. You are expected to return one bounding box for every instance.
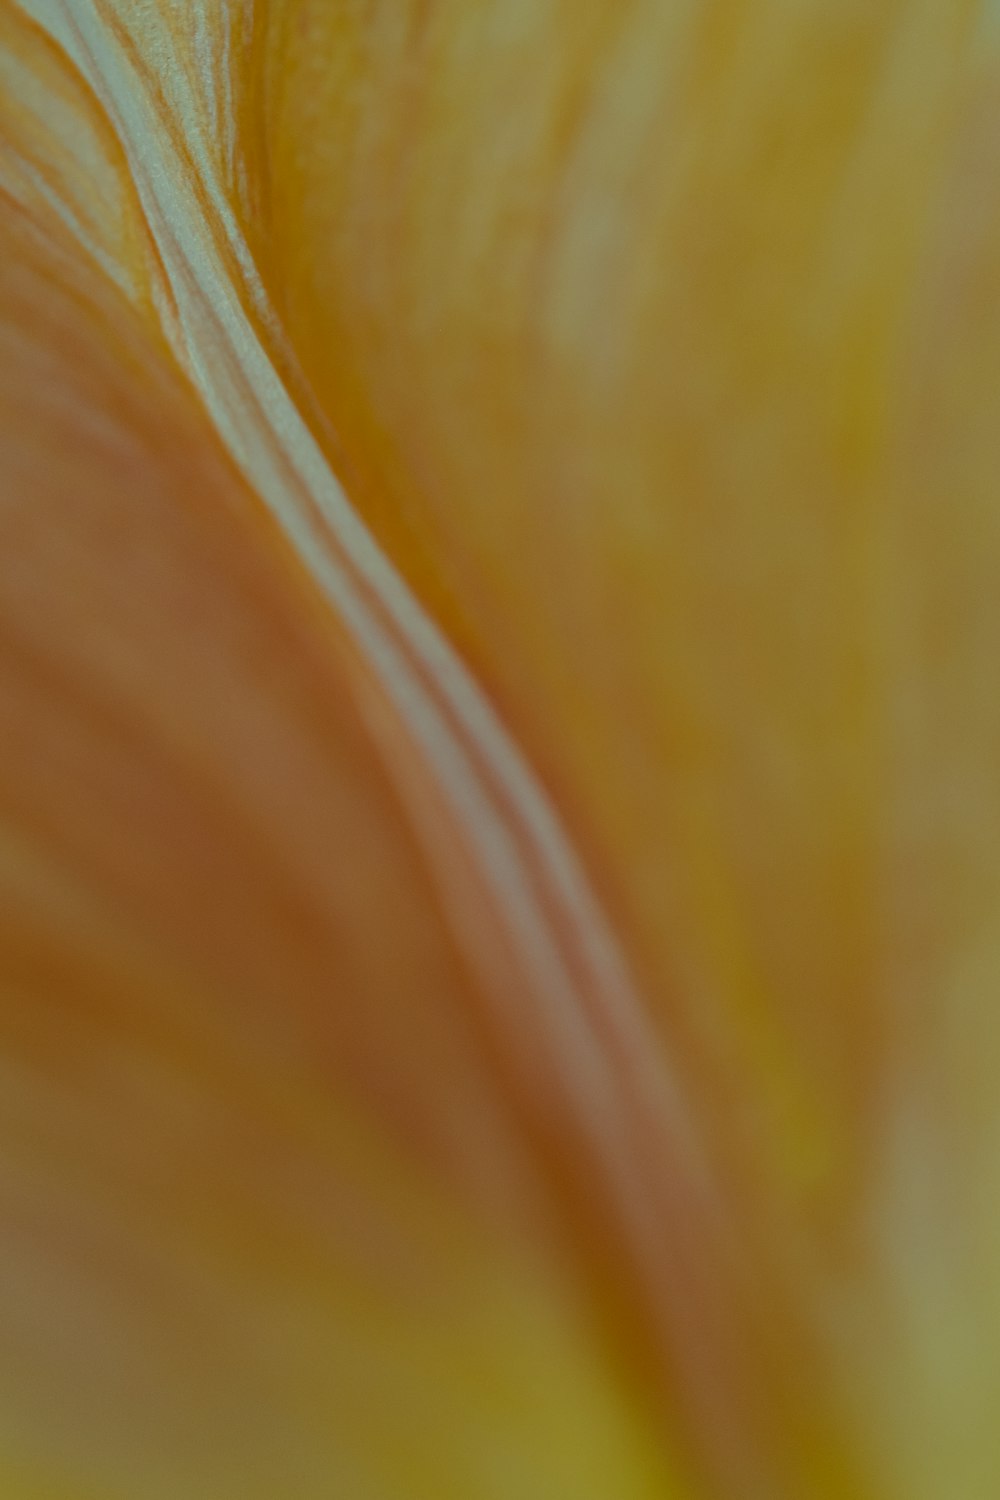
[250,1,1000,1495]
[8,0,1000,1497]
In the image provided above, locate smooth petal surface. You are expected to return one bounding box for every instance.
[249,2,1000,1495]
[8,1,1000,1497]
[0,13,684,1493]
[251,0,968,1160]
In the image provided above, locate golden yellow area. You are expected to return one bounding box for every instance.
[4,0,1000,1495]
[254,0,975,1188]
[251,4,1000,1492]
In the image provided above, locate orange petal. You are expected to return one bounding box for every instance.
[0,14,689,1493]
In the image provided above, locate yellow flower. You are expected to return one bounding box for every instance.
[0,2,997,1495]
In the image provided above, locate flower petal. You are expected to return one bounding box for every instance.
[0,29,682,1493]
[247,1,1000,1492]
